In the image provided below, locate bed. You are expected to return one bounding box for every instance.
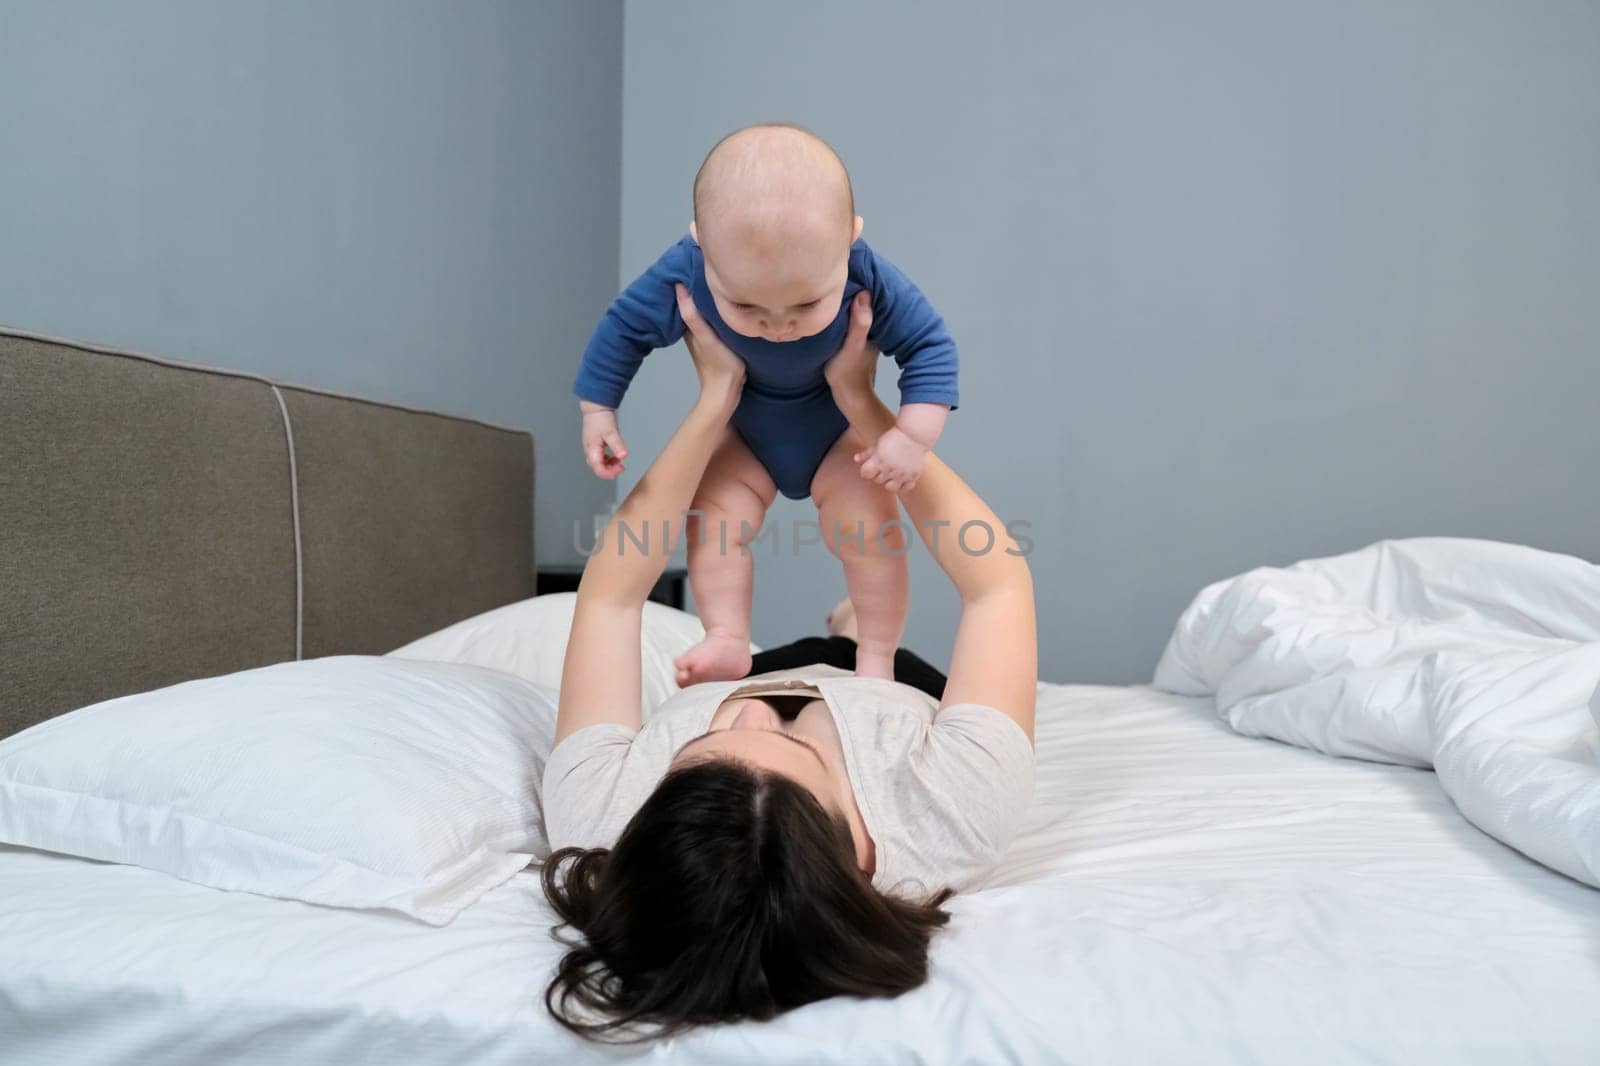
[3,329,1598,1064]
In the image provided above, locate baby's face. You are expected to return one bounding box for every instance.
[698,221,854,343]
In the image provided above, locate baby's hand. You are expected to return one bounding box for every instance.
[581,406,628,479]
[854,426,929,494]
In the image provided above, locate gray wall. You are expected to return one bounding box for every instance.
[618,0,1600,682]
[0,0,622,564]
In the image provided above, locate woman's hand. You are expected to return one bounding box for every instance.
[823,292,877,404]
[676,284,745,409]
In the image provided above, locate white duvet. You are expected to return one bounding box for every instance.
[1155,537,1600,888]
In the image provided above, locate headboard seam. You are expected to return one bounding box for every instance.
[268,385,305,660]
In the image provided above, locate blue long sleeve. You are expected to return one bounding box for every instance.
[860,247,960,410]
[572,239,695,408]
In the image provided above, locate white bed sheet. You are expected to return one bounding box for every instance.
[3,683,1598,1064]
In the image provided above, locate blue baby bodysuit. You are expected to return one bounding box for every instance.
[573,236,958,499]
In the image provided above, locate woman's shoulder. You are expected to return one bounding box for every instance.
[542,684,724,851]
[541,722,637,852]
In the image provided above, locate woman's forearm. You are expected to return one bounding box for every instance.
[901,453,1032,604]
[833,382,897,444]
[581,379,739,606]
[835,381,1030,605]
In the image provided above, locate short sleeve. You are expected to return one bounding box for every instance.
[893,704,1035,892]
[541,724,638,852]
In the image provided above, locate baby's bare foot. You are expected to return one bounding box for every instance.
[674,632,753,688]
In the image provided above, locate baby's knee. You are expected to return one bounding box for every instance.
[819,500,903,559]
[690,488,768,548]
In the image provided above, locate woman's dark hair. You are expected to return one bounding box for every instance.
[541,759,952,1041]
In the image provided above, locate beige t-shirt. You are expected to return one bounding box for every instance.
[542,665,1035,898]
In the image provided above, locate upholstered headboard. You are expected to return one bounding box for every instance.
[0,328,535,738]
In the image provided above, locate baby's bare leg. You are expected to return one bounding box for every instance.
[811,431,908,680]
[674,429,778,687]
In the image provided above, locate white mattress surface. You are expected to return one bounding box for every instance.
[3,683,1598,1064]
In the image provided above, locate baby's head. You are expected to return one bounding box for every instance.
[691,124,863,342]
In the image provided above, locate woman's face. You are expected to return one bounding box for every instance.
[671,697,871,872]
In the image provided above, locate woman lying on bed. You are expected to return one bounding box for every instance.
[543,287,1037,1039]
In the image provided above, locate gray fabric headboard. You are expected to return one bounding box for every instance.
[0,328,535,738]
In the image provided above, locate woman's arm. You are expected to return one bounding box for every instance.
[826,296,1038,741]
[555,286,744,743]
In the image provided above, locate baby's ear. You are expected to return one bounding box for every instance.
[852,215,864,242]
[689,220,700,245]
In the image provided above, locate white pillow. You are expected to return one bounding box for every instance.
[390,592,756,713]
[0,656,555,926]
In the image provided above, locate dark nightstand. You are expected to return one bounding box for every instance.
[535,564,689,610]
